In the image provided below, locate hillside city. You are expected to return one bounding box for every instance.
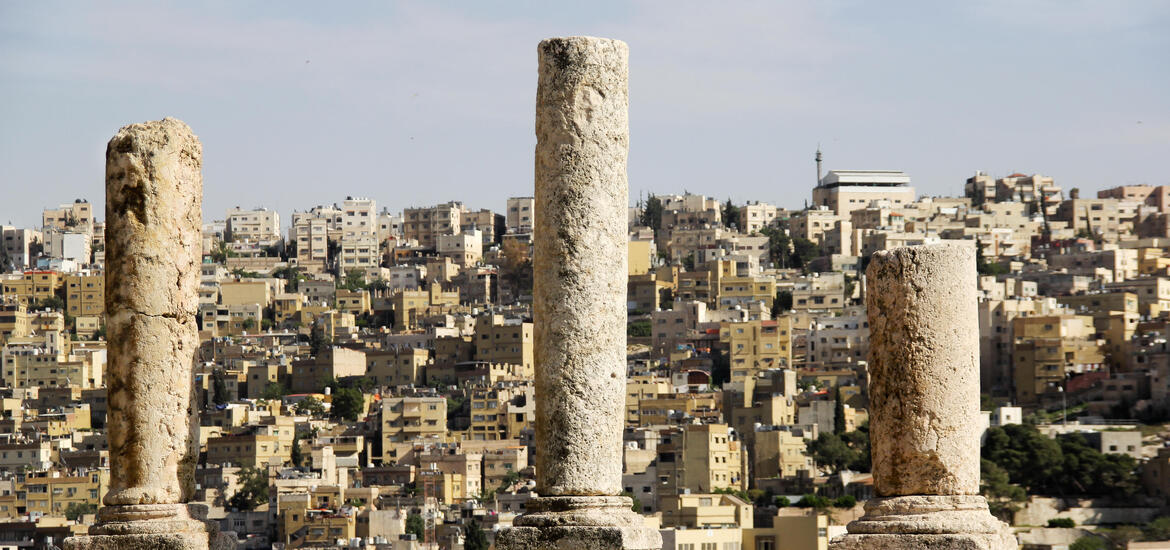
[4,165,1170,550]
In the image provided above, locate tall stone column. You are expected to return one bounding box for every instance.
[831,242,1015,550]
[495,37,660,550]
[66,118,233,550]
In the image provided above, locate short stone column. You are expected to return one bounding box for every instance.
[494,37,660,550]
[66,118,233,550]
[831,242,1015,549]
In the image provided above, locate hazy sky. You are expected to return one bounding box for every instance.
[2,1,1168,228]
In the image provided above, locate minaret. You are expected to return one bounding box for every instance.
[815,147,823,186]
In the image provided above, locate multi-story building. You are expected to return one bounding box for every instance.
[379,396,447,459]
[753,425,813,480]
[1012,314,1105,405]
[1,226,37,270]
[805,307,868,367]
[365,347,429,387]
[42,201,94,232]
[22,469,108,519]
[225,207,281,243]
[437,229,483,267]
[506,197,535,235]
[403,201,463,249]
[721,318,792,383]
[656,424,744,500]
[474,315,533,371]
[812,170,916,218]
[739,201,779,234]
[64,273,104,318]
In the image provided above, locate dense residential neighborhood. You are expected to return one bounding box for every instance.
[4,167,1170,549]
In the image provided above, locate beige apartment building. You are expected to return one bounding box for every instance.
[812,170,915,218]
[657,424,745,500]
[379,396,447,459]
[506,196,535,235]
[473,315,533,371]
[1012,314,1105,405]
[365,347,429,387]
[225,207,281,243]
[403,201,463,249]
[721,318,792,383]
[64,273,103,318]
[739,201,780,233]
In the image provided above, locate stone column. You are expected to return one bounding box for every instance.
[831,242,1015,550]
[495,37,660,550]
[66,118,233,550]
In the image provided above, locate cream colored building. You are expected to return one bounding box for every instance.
[225,207,280,243]
[812,170,915,218]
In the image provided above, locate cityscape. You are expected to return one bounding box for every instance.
[3,3,1169,550]
[5,163,1170,549]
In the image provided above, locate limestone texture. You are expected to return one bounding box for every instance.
[496,497,661,550]
[496,36,660,550]
[532,36,630,498]
[102,117,203,507]
[65,119,230,550]
[830,243,1013,550]
[865,242,980,497]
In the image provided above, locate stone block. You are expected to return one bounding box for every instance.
[496,496,661,550]
[830,496,1016,550]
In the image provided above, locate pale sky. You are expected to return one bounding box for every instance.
[2,1,1168,228]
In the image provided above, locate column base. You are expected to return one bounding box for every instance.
[63,504,237,550]
[830,495,1015,550]
[495,496,662,550]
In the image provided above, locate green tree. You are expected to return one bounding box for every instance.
[331,388,365,422]
[759,226,792,268]
[339,268,367,291]
[640,194,663,234]
[406,513,425,540]
[982,424,1139,498]
[772,290,793,316]
[242,318,256,331]
[833,495,857,508]
[64,502,98,520]
[212,370,229,406]
[261,382,287,400]
[790,237,822,270]
[295,396,326,417]
[309,327,332,356]
[272,266,305,292]
[290,431,304,467]
[775,495,791,507]
[621,491,643,513]
[464,519,489,550]
[1145,516,1170,541]
[722,198,740,230]
[227,467,269,511]
[833,388,846,435]
[628,320,651,338]
[1069,537,1106,550]
[1048,518,1076,528]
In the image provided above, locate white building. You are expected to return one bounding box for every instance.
[506,197,535,235]
[226,207,281,243]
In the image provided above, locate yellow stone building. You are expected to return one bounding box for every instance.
[64,273,104,318]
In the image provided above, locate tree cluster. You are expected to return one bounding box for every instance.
[806,424,870,474]
[982,425,1140,500]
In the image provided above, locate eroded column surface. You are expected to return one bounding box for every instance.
[66,118,233,550]
[831,242,1014,550]
[495,36,660,550]
[103,117,203,507]
[867,243,980,496]
[532,35,629,499]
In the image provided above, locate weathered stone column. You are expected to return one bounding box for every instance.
[831,242,1015,549]
[66,118,233,550]
[495,37,660,550]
